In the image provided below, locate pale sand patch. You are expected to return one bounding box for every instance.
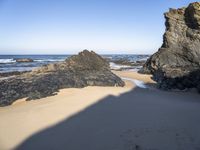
[112,70,156,84]
[0,80,133,150]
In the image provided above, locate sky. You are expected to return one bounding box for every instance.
[0,0,196,54]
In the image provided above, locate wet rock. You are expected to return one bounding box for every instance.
[140,2,200,91]
[15,58,34,62]
[113,59,146,67]
[0,50,125,106]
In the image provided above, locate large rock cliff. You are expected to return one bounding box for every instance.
[140,2,200,91]
[0,50,125,106]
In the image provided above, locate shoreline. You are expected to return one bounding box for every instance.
[10,70,154,106]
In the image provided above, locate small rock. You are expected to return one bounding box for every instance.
[15,58,34,63]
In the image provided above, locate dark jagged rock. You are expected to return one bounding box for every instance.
[140,2,200,91]
[113,59,146,67]
[15,58,34,62]
[0,50,124,106]
[112,59,133,66]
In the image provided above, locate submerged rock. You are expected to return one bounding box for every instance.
[0,50,124,106]
[140,2,200,91]
[15,58,34,62]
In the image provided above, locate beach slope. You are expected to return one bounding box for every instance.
[0,72,200,150]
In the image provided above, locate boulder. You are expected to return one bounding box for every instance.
[15,58,34,62]
[140,2,200,91]
[0,50,125,106]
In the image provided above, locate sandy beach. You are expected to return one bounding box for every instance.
[0,71,200,150]
[1,0,200,150]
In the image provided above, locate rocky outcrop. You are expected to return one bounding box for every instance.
[113,59,146,67]
[15,58,34,62]
[0,50,124,106]
[0,71,30,78]
[140,2,200,91]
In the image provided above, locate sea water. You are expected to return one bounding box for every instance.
[0,54,149,73]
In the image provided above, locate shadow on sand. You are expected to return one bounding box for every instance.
[16,87,200,150]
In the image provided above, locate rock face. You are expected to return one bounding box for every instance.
[0,50,124,106]
[0,71,30,78]
[15,58,34,62]
[140,2,200,91]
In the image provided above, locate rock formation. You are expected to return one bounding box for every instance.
[0,50,124,106]
[15,58,34,62]
[140,2,200,91]
[112,59,146,67]
[0,71,30,78]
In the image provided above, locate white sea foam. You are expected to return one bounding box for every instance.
[0,59,16,63]
[34,59,65,62]
[109,62,132,70]
[138,56,149,61]
[121,77,147,88]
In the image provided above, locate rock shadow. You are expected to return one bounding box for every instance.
[15,87,200,150]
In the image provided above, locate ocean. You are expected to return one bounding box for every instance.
[0,54,149,73]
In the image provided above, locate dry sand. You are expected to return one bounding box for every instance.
[0,71,200,150]
[0,80,133,150]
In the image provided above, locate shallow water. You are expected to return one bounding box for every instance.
[121,77,147,88]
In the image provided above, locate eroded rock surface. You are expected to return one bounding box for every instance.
[113,59,146,67]
[0,50,124,106]
[15,58,34,62]
[140,2,200,91]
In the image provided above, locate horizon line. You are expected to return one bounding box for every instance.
[0,53,151,55]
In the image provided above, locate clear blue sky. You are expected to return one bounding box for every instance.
[0,0,196,54]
